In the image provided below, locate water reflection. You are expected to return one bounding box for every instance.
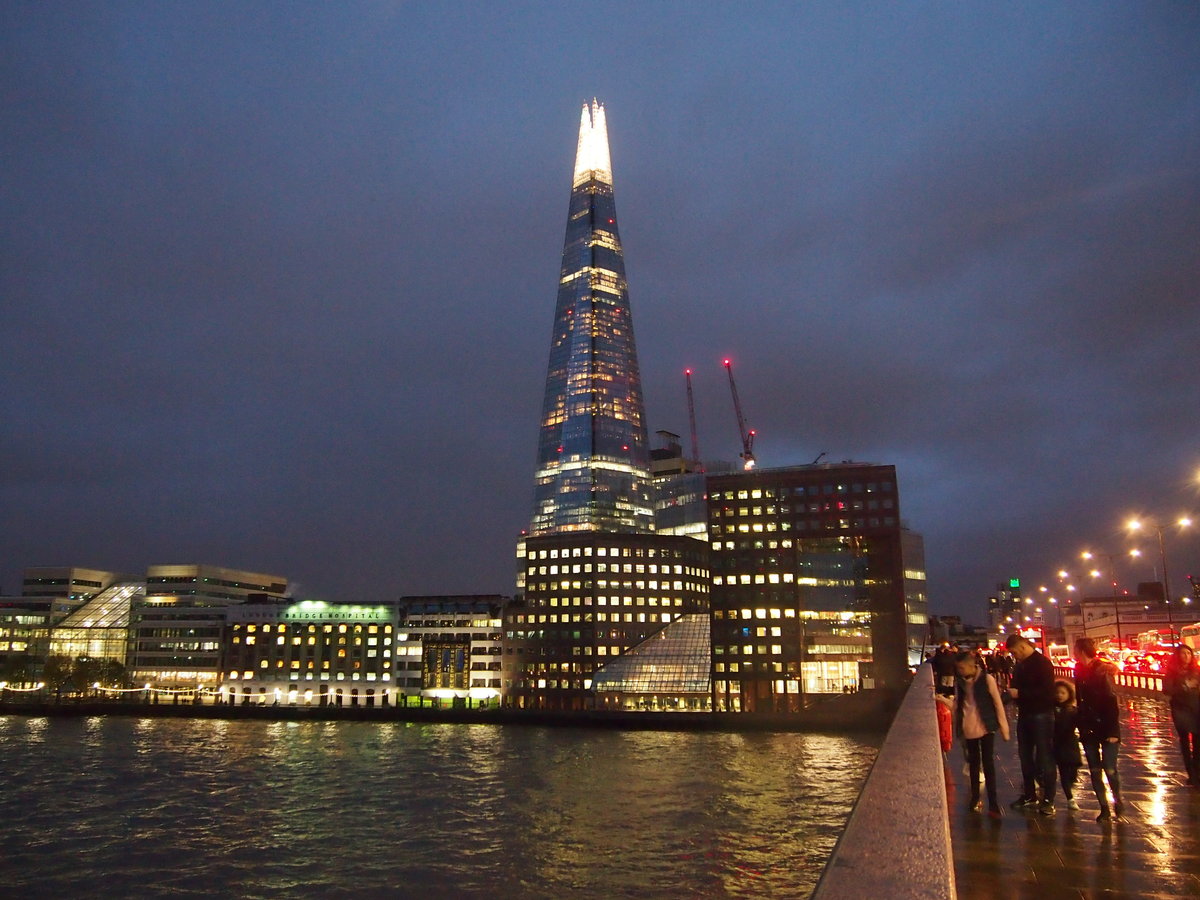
[0,717,876,897]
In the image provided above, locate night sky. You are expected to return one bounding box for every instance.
[4,3,1198,620]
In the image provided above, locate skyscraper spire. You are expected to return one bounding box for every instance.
[529,102,654,535]
[573,100,612,187]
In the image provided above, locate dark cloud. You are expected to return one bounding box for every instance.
[3,3,1198,616]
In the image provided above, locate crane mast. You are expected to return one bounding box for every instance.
[684,369,703,473]
[723,358,756,470]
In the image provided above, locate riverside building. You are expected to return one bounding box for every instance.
[129,564,288,687]
[706,463,926,711]
[507,532,709,710]
[219,595,506,707]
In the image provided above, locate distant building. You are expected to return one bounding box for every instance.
[506,531,710,710]
[48,580,146,666]
[0,566,129,679]
[510,102,925,717]
[650,430,719,540]
[1062,591,1186,650]
[528,100,654,537]
[10,566,126,622]
[129,564,288,686]
[219,595,506,707]
[222,599,399,706]
[510,103,715,711]
[987,579,1025,635]
[394,595,506,703]
[592,613,712,711]
[706,463,918,711]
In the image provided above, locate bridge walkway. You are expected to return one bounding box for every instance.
[949,695,1200,898]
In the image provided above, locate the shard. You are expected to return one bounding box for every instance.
[529,101,654,535]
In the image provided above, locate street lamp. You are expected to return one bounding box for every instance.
[1127,516,1194,641]
[1081,550,1125,649]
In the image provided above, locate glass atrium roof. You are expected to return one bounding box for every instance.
[592,613,712,695]
[56,581,145,629]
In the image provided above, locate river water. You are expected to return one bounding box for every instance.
[0,716,877,898]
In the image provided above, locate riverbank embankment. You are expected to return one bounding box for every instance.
[0,687,900,733]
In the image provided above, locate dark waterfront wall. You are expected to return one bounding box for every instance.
[813,665,955,899]
[0,686,898,733]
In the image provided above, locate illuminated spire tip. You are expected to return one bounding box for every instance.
[572,99,612,187]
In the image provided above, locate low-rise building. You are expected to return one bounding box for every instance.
[219,595,506,707]
[129,564,288,686]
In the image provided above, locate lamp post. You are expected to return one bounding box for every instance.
[1081,551,1124,649]
[1128,517,1194,642]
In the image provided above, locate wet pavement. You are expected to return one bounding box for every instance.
[948,696,1200,899]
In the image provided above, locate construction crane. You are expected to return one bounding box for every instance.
[684,369,704,473]
[723,358,756,470]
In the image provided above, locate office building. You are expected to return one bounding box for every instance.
[506,531,709,710]
[0,567,128,678]
[706,463,918,712]
[12,566,124,622]
[129,564,288,686]
[220,595,505,707]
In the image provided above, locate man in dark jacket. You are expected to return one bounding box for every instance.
[1005,633,1057,814]
[932,645,958,697]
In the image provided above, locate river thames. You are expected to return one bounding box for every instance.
[0,716,877,898]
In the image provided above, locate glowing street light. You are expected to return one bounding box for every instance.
[1080,550,1127,648]
[1127,516,1194,640]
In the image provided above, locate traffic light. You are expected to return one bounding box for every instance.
[1189,574,1200,601]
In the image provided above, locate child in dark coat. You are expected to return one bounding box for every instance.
[1053,679,1084,809]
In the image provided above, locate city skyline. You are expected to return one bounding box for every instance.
[3,4,1198,620]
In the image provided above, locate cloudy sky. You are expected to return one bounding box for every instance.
[3,2,1198,619]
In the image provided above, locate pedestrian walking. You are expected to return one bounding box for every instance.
[1005,633,1057,815]
[989,645,1014,695]
[942,650,1009,818]
[1162,644,1200,786]
[932,645,957,698]
[1074,637,1123,821]
[1053,679,1083,809]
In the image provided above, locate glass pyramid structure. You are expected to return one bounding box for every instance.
[530,101,654,536]
[591,613,712,703]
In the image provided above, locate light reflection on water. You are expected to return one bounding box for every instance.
[0,716,877,898]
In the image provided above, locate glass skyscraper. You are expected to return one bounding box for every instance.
[530,101,654,536]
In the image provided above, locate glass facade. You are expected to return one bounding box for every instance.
[506,532,710,710]
[706,464,912,712]
[530,101,653,535]
[48,581,145,665]
[592,613,712,710]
